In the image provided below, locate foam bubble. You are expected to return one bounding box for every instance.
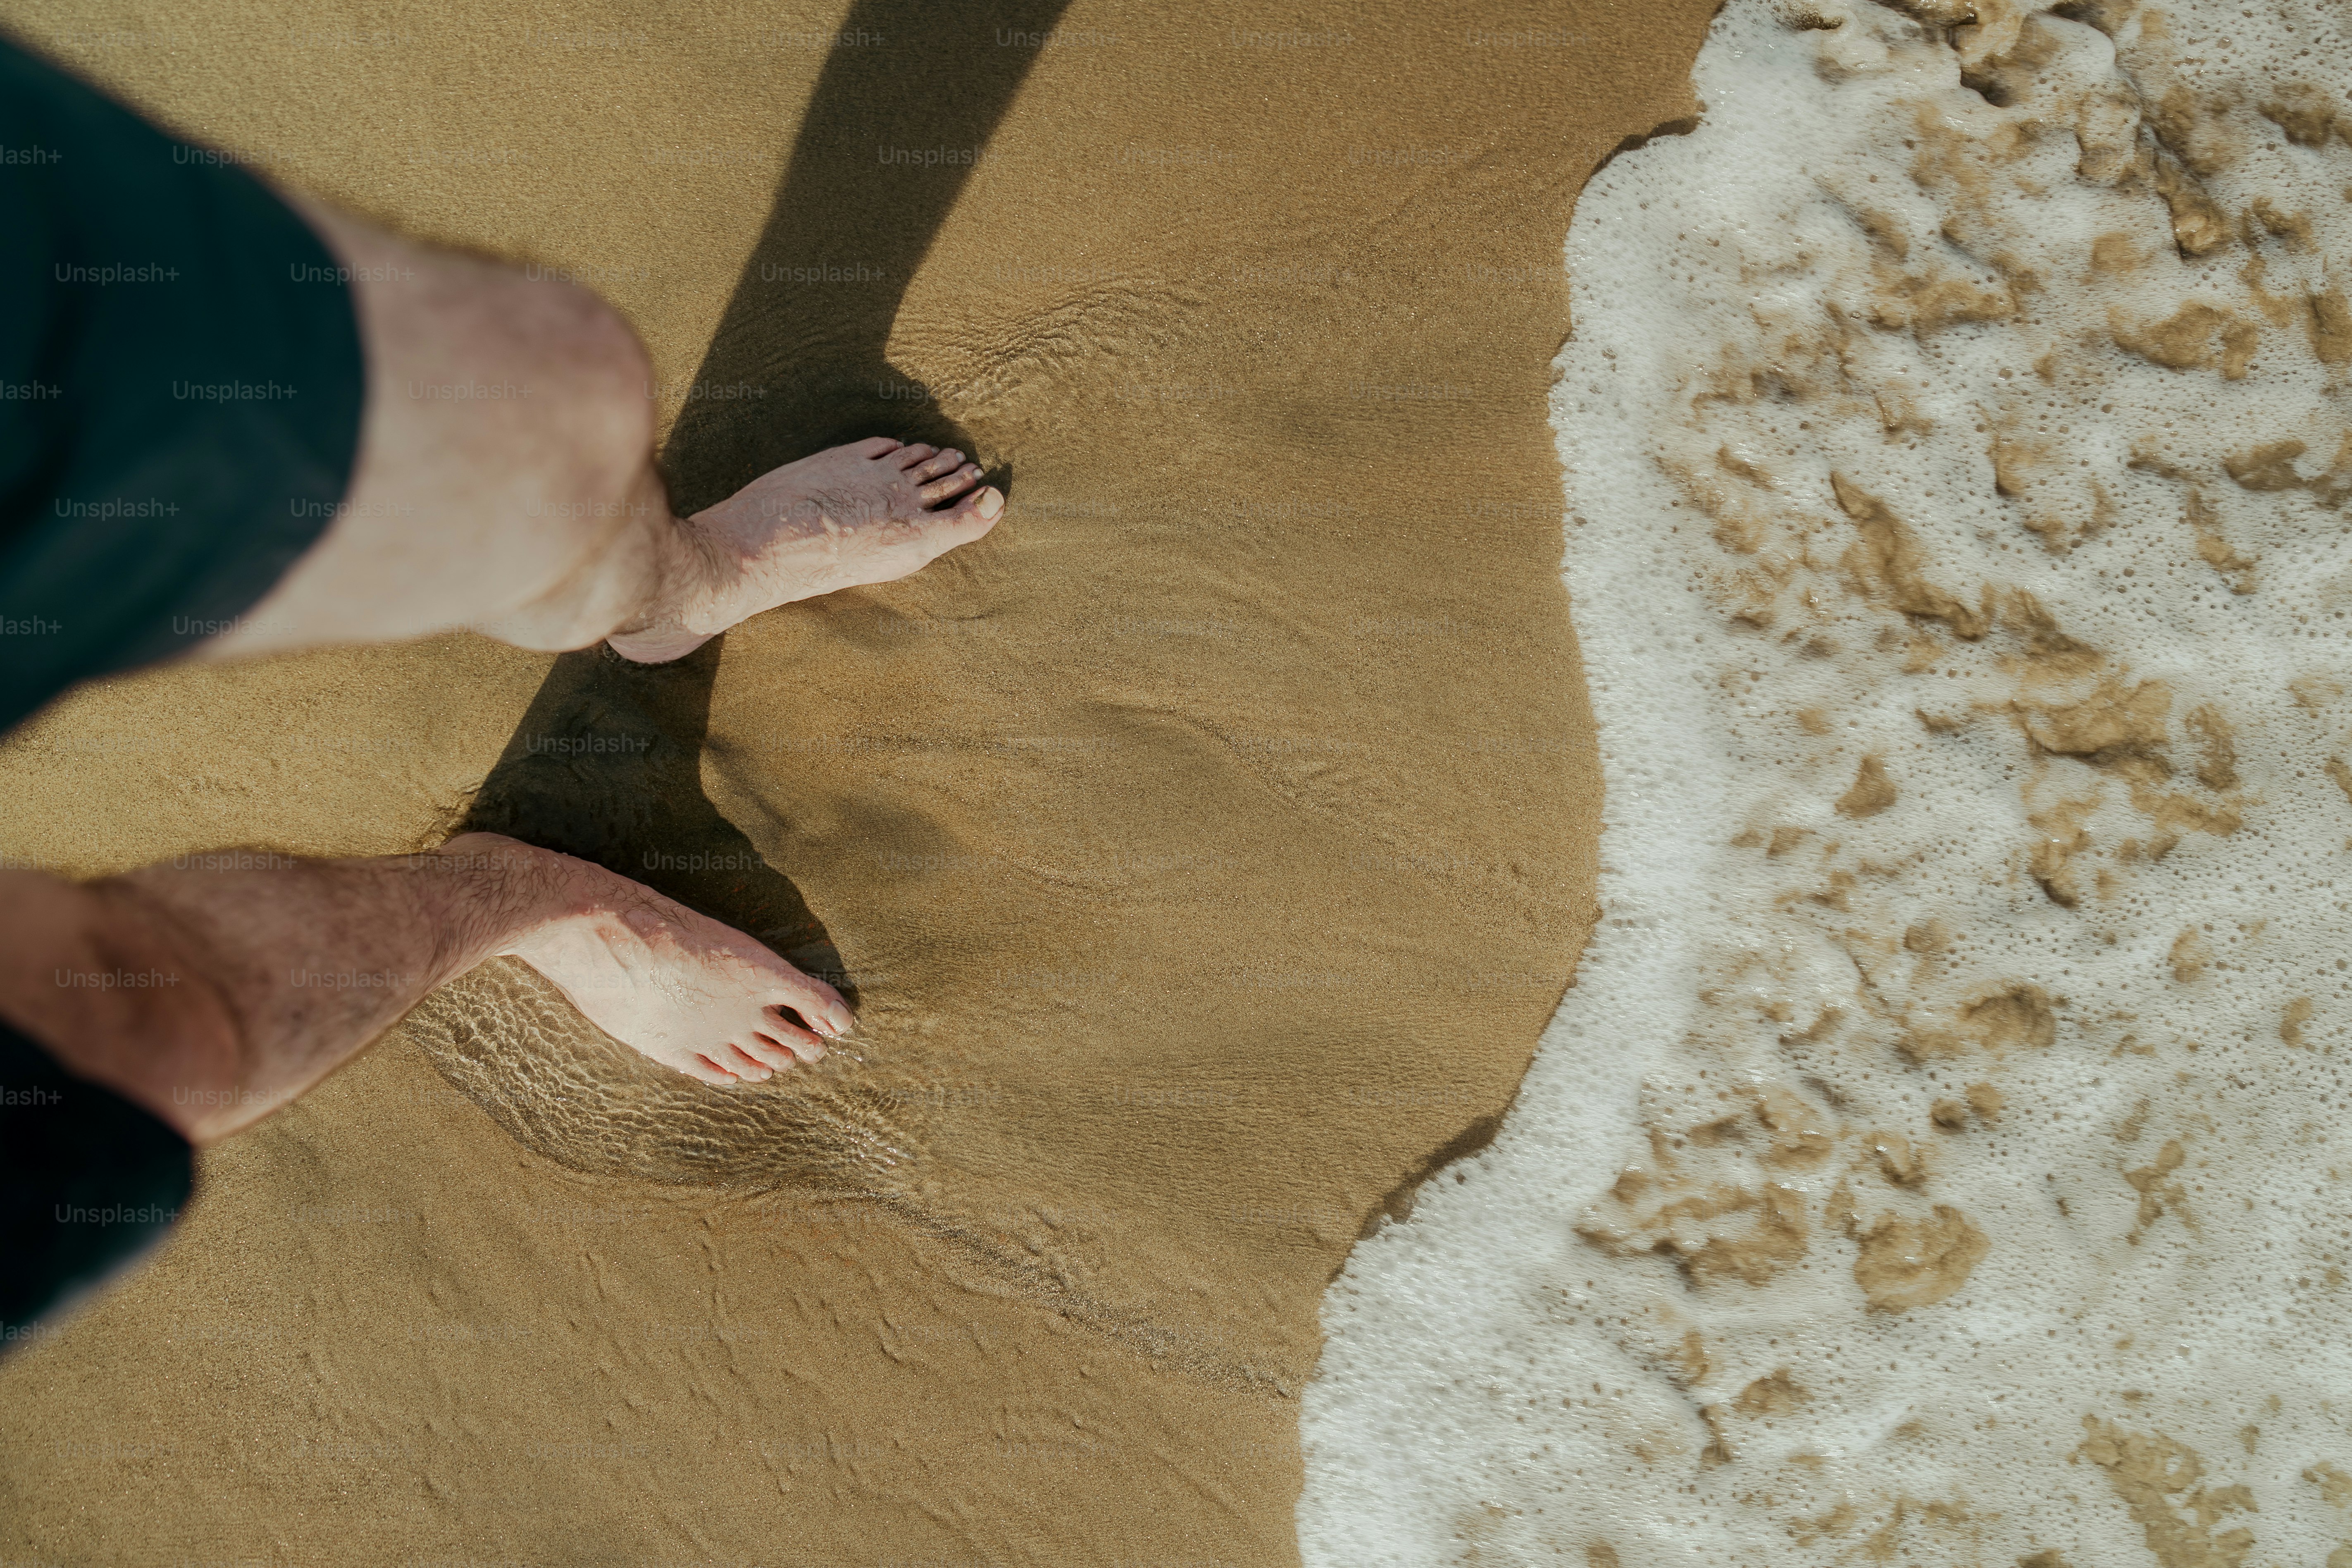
[1301,2,2352,1561]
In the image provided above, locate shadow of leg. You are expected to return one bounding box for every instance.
[661,0,1074,510]
[407,0,1071,1193]
[405,639,907,1191]
[451,639,835,983]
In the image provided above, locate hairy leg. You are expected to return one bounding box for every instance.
[0,833,849,1143]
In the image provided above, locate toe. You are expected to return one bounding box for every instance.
[741,1033,800,1071]
[919,463,984,506]
[761,1008,831,1063]
[774,977,854,1038]
[906,448,965,482]
[686,1053,738,1086]
[892,443,938,469]
[719,1042,775,1081]
[934,485,1004,534]
[852,436,903,459]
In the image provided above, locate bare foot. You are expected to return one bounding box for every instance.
[608,437,1002,661]
[462,835,855,1087]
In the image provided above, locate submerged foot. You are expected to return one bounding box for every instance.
[462,834,855,1087]
[610,437,1002,661]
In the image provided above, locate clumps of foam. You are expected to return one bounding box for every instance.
[1301,1,2352,1561]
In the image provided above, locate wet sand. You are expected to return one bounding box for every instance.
[0,0,1716,1561]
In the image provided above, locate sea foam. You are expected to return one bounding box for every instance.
[1300,0,2352,1561]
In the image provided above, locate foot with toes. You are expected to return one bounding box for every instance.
[449,833,855,1087]
[608,436,1001,662]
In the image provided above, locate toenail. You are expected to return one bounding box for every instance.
[978,489,1003,519]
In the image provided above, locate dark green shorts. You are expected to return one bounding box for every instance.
[0,31,365,733]
[0,1020,193,1343]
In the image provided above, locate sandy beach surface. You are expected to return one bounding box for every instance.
[0,1,1715,1562]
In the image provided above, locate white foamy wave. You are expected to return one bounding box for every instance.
[1301,1,2352,1561]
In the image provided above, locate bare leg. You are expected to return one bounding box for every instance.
[0,833,849,1143]
[195,196,1002,665]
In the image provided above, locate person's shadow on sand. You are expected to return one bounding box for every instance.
[416,0,1072,1189]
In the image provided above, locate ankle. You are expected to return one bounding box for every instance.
[607,505,737,661]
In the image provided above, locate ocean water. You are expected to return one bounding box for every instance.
[1299,1,2352,1561]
